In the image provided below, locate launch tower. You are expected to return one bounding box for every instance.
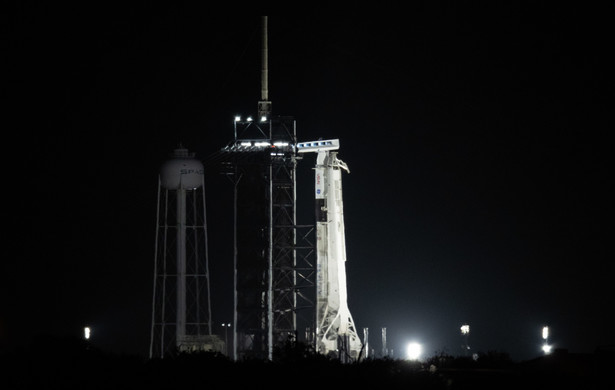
[205,16,315,360]
[205,16,362,361]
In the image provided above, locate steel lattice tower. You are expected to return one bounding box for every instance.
[203,16,316,360]
[206,117,315,360]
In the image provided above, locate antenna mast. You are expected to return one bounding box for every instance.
[258,16,271,119]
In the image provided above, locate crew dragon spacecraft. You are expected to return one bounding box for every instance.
[297,139,363,361]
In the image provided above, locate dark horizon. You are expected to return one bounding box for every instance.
[3,6,612,362]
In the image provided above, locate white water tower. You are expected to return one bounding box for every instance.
[149,145,222,357]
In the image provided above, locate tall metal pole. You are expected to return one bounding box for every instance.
[261,15,268,102]
[267,163,273,360]
[149,178,162,358]
[201,175,213,335]
[176,187,186,346]
[160,190,170,356]
[292,121,298,336]
[258,16,271,119]
[232,171,239,361]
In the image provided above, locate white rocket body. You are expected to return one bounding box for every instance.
[298,139,362,359]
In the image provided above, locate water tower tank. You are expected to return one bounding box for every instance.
[160,147,204,190]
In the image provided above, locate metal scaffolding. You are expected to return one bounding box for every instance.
[206,117,315,360]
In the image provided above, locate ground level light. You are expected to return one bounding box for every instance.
[406,342,422,360]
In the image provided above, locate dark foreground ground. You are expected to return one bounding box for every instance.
[2,335,613,389]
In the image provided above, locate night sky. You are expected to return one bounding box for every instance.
[3,5,612,361]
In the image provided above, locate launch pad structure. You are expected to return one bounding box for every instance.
[203,16,316,360]
[206,116,317,361]
[151,16,364,361]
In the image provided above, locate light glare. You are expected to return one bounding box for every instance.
[84,327,91,340]
[542,326,549,340]
[406,342,422,360]
[542,344,552,354]
[461,324,470,334]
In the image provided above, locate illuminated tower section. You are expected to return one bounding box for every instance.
[298,139,362,361]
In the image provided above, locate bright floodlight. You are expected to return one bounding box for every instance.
[84,326,91,340]
[461,324,470,334]
[234,116,241,122]
[542,344,552,354]
[406,342,422,360]
[542,326,549,340]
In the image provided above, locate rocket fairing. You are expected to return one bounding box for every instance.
[299,140,362,360]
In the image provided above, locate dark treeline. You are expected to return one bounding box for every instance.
[2,335,612,389]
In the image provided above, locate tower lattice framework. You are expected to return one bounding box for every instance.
[206,116,315,360]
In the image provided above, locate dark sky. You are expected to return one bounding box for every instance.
[3,5,612,361]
